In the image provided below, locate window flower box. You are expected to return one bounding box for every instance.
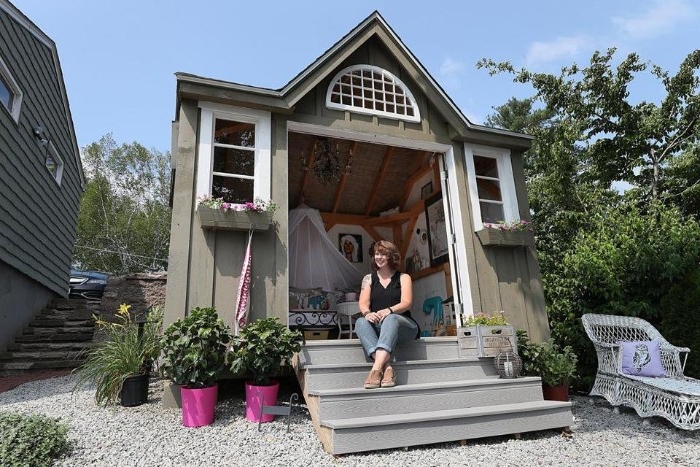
[475,228,534,248]
[197,206,273,231]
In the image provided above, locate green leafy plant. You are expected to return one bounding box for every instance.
[227,318,302,386]
[464,311,509,326]
[73,304,163,405]
[0,411,71,467]
[197,195,277,213]
[518,330,578,387]
[160,307,231,388]
[483,220,533,232]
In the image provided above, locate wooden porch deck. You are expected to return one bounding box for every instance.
[292,337,573,455]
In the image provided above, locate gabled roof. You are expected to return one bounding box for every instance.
[176,11,531,149]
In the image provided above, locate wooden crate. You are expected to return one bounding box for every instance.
[457,325,516,358]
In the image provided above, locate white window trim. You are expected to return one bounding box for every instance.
[45,141,64,186]
[0,54,23,123]
[464,143,519,231]
[325,64,421,123]
[196,102,271,207]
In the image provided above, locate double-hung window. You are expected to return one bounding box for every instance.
[0,55,23,122]
[464,144,519,230]
[196,103,271,205]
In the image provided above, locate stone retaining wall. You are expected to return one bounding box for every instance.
[99,273,167,320]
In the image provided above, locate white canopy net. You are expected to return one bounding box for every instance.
[288,205,363,291]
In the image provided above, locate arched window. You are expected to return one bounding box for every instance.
[326,65,420,123]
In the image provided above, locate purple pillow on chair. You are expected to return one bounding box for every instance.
[619,340,665,377]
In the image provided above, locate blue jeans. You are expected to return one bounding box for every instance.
[355,313,418,358]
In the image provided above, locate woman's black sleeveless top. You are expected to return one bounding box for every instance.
[369,271,402,312]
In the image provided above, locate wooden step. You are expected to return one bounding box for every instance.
[300,358,498,391]
[321,400,573,455]
[297,337,462,367]
[311,377,545,420]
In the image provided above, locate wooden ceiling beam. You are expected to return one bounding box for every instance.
[363,146,395,216]
[297,139,318,206]
[331,141,358,213]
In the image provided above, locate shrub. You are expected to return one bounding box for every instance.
[160,307,231,388]
[0,411,71,467]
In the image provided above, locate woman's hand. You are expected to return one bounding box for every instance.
[366,309,391,323]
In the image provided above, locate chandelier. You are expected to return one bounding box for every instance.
[300,137,353,186]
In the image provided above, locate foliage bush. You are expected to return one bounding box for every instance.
[517,330,578,386]
[160,307,231,388]
[228,317,302,386]
[0,411,71,467]
[73,304,163,405]
[544,202,700,388]
[660,270,700,378]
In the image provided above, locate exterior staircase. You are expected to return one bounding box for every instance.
[0,298,99,373]
[293,337,573,455]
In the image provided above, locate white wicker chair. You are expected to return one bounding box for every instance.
[581,313,700,430]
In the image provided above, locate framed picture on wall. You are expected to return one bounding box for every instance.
[424,192,449,267]
[339,234,363,263]
[421,181,433,200]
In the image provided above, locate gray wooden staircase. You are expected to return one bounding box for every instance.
[0,299,98,372]
[293,337,573,455]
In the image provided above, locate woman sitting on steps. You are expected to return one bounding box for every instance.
[355,240,419,389]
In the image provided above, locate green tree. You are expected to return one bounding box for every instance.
[481,49,700,383]
[74,134,171,273]
[479,48,700,201]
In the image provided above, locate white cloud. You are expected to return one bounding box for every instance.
[525,36,592,67]
[439,57,465,80]
[612,0,695,39]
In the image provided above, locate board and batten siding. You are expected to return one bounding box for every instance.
[0,5,83,296]
[164,100,288,327]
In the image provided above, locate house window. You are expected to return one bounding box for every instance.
[0,55,23,122]
[196,103,271,205]
[44,142,64,185]
[464,144,519,230]
[326,65,420,123]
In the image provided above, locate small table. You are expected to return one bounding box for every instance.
[336,301,360,339]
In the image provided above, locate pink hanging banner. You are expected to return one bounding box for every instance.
[235,230,254,333]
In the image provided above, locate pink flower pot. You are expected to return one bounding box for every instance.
[181,384,218,427]
[245,380,280,423]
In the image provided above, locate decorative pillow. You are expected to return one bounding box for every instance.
[619,340,665,377]
[289,287,330,310]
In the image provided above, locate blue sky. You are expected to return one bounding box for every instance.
[11,0,700,153]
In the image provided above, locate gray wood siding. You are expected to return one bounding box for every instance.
[0,8,82,296]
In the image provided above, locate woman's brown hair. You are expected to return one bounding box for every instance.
[370,240,401,271]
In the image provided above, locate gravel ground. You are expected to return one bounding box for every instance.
[1,374,699,467]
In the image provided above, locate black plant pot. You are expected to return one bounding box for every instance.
[120,373,149,407]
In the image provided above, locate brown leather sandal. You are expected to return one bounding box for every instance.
[364,369,383,389]
[380,366,396,388]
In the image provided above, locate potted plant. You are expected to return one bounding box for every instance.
[518,331,578,401]
[160,307,231,427]
[227,318,302,422]
[459,311,516,357]
[73,304,163,407]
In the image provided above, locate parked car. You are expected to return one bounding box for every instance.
[69,269,109,300]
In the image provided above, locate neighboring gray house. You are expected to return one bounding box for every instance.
[0,0,84,350]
